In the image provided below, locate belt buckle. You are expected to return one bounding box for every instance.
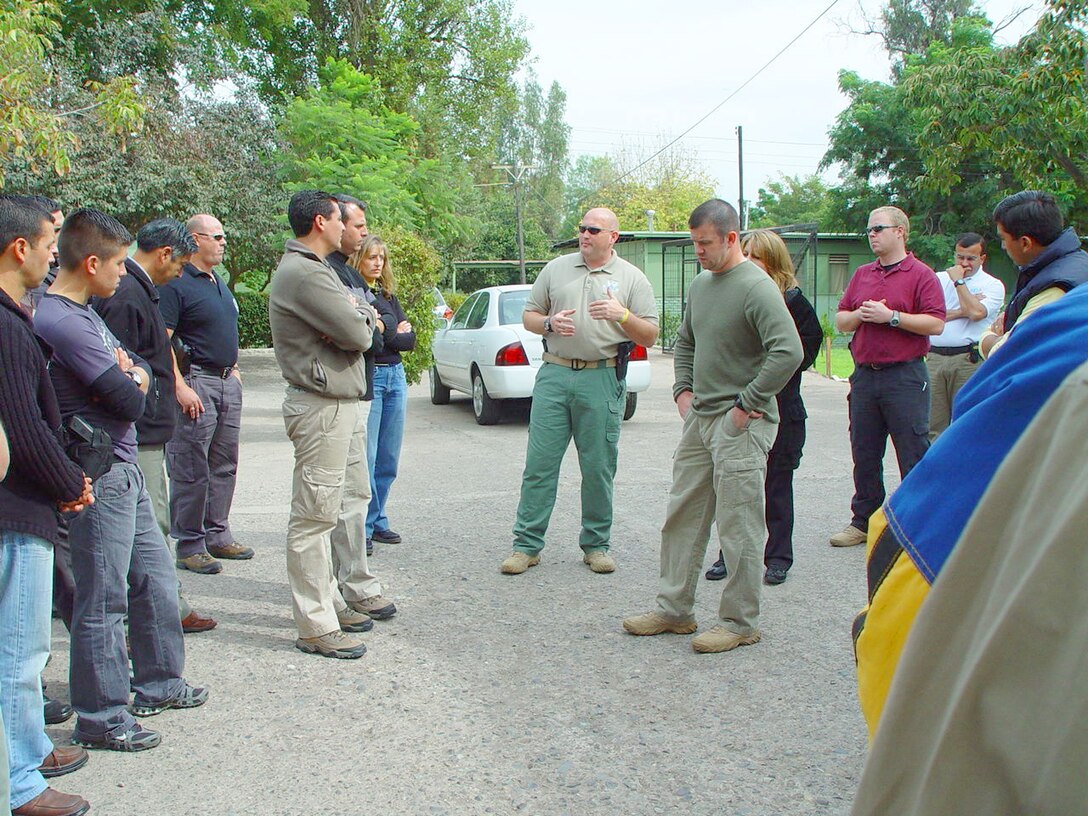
[571,358,587,371]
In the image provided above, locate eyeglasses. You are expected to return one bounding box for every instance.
[866,225,900,235]
[578,225,609,235]
[954,253,980,263]
[194,232,226,242]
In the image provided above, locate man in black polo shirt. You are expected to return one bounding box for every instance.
[159,213,251,574]
[92,219,216,632]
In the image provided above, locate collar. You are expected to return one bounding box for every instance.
[1018,228,1082,277]
[0,287,32,326]
[183,262,216,281]
[872,251,918,275]
[125,257,159,301]
[576,249,617,273]
[283,238,330,267]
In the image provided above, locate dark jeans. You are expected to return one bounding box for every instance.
[68,463,185,740]
[848,359,931,531]
[764,419,806,570]
[167,369,242,558]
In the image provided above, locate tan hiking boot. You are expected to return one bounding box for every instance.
[583,550,615,573]
[622,611,698,636]
[500,551,540,574]
[295,630,367,659]
[337,607,373,633]
[691,626,761,653]
[349,595,396,620]
[829,525,867,548]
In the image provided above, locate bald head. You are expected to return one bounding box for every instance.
[186,212,226,271]
[584,208,620,231]
[578,207,620,268]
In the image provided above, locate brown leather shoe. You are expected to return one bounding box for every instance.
[181,610,218,633]
[38,745,89,778]
[12,787,90,816]
[207,541,254,560]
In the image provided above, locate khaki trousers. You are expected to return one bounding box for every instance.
[926,351,980,441]
[282,388,356,638]
[330,400,382,603]
[657,411,777,636]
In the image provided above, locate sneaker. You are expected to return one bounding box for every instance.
[349,595,396,621]
[583,550,615,573]
[829,525,867,548]
[622,611,698,636]
[75,721,161,752]
[38,745,88,778]
[181,610,218,633]
[207,541,254,560]
[337,607,374,633]
[44,694,73,725]
[705,554,727,581]
[295,630,367,659]
[371,529,401,544]
[131,682,209,717]
[11,788,90,816]
[176,552,223,574]
[500,551,540,574]
[764,566,789,585]
[691,626,761,654]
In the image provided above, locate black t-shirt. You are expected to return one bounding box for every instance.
[158,263,239,369]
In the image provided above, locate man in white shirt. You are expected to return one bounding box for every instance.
[927,232,1005,440]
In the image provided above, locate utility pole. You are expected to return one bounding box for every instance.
[492,162,536,284]
[736,125,746,230]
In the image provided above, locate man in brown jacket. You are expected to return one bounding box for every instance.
[268,190,385,659]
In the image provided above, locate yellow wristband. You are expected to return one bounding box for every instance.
[619,308,630,324]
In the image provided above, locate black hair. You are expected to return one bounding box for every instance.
[992,191,1063,246]
[0,195,54,254]
[25,194,61,214]
[333,193,367,221]
[689,199,739,237]
[288,190,339,238]
[136,218,198,258]
[955,232,985,252]
[57,208,132,271]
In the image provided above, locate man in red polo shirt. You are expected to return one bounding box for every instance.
[830,206,945,548]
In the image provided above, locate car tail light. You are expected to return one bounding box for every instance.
[443,307,453,320]
[496,342,530,366]
[630,344,648,361]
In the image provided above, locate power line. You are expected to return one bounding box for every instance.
[576,0,843,206]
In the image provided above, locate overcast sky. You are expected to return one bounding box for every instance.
[512,0,1045,225]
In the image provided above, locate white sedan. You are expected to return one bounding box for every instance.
[430,284,651,425]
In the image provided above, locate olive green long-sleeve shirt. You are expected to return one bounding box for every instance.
[673,259,803,423]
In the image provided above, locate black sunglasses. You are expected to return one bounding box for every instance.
[578,225,608,235]
[866,224,899,235]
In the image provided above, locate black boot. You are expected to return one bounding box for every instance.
[705,552,727,581]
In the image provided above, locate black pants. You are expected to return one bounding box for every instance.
[765,419,805,569]
[848,359,930,531]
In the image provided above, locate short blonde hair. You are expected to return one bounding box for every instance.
[870,206,910,242]
[741,230,798,294]
[349,235,395,295]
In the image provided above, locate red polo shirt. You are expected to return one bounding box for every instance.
[839,252,945,365]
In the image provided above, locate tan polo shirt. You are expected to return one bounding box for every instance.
[526,250,658,361]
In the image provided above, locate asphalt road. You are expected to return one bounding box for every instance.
[43,348,893,816]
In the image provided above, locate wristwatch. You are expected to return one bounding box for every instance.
[889,310,901,328]
[954,278,968,287]
[126,368,144,386]
[543,317,553,335]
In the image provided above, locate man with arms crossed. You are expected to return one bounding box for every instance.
[829,206,945,548]
[501,207,658,576]
[926,232,1004,440]
[623,199,801,653]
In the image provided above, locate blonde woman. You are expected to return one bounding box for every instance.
[351,235,415,550]
[706,230,823,585]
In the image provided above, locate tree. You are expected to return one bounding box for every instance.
[749,174,834,228]
[852,0,978,76]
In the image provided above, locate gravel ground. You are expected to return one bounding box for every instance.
[42,348,896,815]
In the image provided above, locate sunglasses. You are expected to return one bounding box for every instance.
[578,225,609,235]
[194,232,226,241]
[866,225,899,235]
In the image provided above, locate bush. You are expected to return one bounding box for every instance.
[380,225,443,385]
[444,289,468,315]
[237,291,272,348]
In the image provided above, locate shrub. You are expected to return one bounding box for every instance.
[444,289,468,315]
[380,225,443,385]
[237,291,272,348]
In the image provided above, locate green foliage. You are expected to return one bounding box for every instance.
[749,175,834,229]
[380,225,443,385]
[444,290,468,314]
[236,291,272,348]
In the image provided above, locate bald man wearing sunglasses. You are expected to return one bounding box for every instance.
[501,208,658,576]
[829,206,945,549]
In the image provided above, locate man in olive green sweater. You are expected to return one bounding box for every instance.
[624,199,802,654]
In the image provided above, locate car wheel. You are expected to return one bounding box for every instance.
[623,391,637,421]
[472,368,501,425]
[430,365,450,405]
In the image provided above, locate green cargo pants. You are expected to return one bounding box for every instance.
[512,362,625,556]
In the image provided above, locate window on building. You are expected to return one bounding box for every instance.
[828,254,851,295]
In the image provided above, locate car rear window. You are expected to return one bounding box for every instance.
[498,291,530,325]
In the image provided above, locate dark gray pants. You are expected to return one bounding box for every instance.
[68,463,185,740]
[167,370,242,558]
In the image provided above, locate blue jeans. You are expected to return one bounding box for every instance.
[67,463,185,741]
[366,363,407,537]
[0,531,53,809]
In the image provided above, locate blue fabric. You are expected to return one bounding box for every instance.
[0,531,53,809]
[366,363,407,537]
[884,283,1088,583]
